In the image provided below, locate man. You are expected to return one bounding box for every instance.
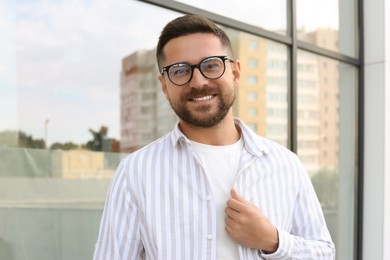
[94,15,335,259]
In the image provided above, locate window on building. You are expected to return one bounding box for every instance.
[248,107,258,116]
[248,40,259,51]
[248,58,258,69]
[247,92,258,101]
[297,50,358,259]
[247,75,258,85]
[0,1,360,259]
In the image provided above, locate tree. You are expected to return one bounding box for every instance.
[50,142,79,150]
[0,130,45,148]
[0,130,18,146]
[311,168,339,209]
[85,126,108,151]
[18,131,45,148]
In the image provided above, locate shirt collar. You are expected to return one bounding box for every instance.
[169,118,269,157]
[233,118,269,157]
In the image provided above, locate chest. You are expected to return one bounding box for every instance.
[136,152,299,229]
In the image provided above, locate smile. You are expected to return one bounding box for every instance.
[190,95,215,102]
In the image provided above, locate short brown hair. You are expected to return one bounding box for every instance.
[156,14,233,70]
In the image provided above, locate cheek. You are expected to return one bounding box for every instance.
[230,73,240,90]
[163,89,170,101]
[164,87,183,103]
[223,76,238,91]
[159,77,169,99]
[233,78,240,90]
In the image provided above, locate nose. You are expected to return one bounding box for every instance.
[189,67,209,88]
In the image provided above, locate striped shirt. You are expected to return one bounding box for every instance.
[94,118,335,260]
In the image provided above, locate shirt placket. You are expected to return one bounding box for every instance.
[232,149,258,260]
[187,142,217,260]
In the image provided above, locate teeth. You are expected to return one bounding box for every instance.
[192,95,213,101]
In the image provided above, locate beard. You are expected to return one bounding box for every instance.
[168,87,235,128]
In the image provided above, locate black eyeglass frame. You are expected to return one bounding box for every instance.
[160,55,234,86]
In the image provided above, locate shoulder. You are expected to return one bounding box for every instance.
[108,132,173,194]
[238,119,300,163]
[239,121,305,175]
[258,136,299,160]
[121,131,173,165]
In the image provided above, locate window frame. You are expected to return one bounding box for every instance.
[137,0,364,259]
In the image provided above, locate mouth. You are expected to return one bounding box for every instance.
[189,95,216,102]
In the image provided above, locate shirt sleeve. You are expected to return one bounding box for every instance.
[93,160,144,260]
[260,159,336,259]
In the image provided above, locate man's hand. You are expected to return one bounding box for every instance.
[225,189,279,253]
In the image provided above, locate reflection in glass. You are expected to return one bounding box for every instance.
[120,49,178,152]
[0,0,181,259]
[174,0,287,34]
[297,50,357,260]
[297,0,357,57]
[0,0,359,259]
[121,27,289,150]
[224,29,289,147]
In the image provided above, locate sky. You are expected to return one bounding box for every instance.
[0,0,340,146]
[0,0,179,145]
[175,0,339,31]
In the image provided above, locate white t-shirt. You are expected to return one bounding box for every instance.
[189,137,244,260]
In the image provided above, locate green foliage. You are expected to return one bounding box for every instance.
[0,130,45,148]
[0,128,116,152]
[0,129,104,151]
[0,130,18,146]
[50,142,79,150]
[18,131,46,148]
[311,168,339,209]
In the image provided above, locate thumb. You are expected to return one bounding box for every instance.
[230,188,246,202]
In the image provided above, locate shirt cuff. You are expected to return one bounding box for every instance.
[259,228,292,259]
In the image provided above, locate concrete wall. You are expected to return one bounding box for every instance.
[363,0,390,259]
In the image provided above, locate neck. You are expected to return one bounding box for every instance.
[179,114,241,146]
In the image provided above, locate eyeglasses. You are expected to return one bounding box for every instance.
[160,55,234,86]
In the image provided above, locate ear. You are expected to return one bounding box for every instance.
[158,75,169,100]
[232,60,241,88]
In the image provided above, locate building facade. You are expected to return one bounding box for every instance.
[0,0,389,259]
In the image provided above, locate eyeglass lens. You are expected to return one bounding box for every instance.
[168,57,225,85]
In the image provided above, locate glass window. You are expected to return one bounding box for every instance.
[297,0,358,57]
[0,1,360,259]
[247,92,258,101]
[297,50,358,260]
[174,0,287,34]
[226,30,289,147]
[248,40,259,51]
[248,107,258,116]
[247,75,258,85]
[247,123,258,132]
[248,58,258,69]
[0,1,181,259]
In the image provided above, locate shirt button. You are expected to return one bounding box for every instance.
[207,234,213,240]
[206,196,212,201]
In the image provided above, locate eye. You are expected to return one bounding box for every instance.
[170,64,190,77]
[201,58,222,71]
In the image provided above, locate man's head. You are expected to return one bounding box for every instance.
[156,15,234,71]
[157,15,240,129]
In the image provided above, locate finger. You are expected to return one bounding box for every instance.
[228,189,249,212]
[225,216,241,235]
[230,188,247,203]
[226,198,246,212]
[225,216,235,228]
[231,189,260,212]
[225,206,240,219]
[225,224,234,236]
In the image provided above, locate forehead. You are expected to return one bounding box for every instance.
[162,33,226,65]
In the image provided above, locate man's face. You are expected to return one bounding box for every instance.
[159,33,240,128]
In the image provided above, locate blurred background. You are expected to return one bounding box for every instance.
[0,0,388,259]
